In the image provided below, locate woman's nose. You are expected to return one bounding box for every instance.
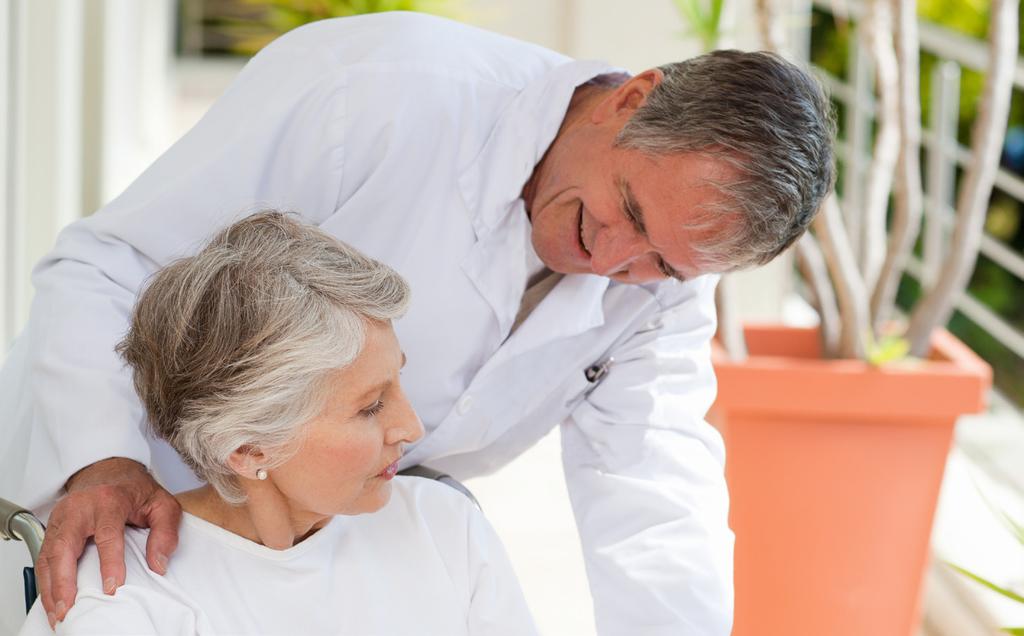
[385,392,424,446]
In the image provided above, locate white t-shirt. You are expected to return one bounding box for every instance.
[18,477,538,636]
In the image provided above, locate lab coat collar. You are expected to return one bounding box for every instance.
[456,59,617,238]
[457,59,616,337]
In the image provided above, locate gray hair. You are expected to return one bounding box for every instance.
[116,211,410,504]
[616,49,836,272]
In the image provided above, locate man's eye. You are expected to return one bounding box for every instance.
[657,260,672,278]
[360,400,385,417]
[624,208,641,233]
[657,259,685,282]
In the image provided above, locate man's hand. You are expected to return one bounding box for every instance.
[36,458,181,629]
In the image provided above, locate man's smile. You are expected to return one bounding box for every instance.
[577,203,592,259]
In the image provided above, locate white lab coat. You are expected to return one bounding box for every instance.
[0,13,732,636]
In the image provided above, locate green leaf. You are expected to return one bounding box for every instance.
[991,503,1024,546]
[865,334,911,366]
[708,0,725,30]
[670,0,723,50]
[672,0,702,24]
[1002,628,1024,635]
[947,563,1024,605]
[993,508,1024,546]
[967,474,1024,546]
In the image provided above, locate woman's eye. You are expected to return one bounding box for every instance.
[360,400,384,417]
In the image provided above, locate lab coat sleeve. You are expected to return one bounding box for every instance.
[464,505,540,636]
[4,33,350,511]
[560,274,733,636]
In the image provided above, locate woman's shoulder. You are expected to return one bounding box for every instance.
[391,474,475,503]
[50,528,203,634]
[376,476,490,559]
[387,476,481,524]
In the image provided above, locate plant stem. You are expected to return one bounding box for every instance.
[905,0,1019,355]
[859,0,899,298]
[870,0,924,332]
[815,195,869,358]
[795,233,841,357]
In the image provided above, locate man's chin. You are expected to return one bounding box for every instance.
[533,253,589,276]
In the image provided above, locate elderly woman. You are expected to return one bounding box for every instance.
[19,212,538,635]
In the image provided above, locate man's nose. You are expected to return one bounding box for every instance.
[589,228,650,277]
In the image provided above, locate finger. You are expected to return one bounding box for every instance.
[45,529,89,622]
[36,512,87,623]
[92,510,128,595]
[142,494,182,575]
[34,551,56,629]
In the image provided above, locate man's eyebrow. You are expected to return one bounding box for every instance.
[617,177,648,237]
[616,176,688,283]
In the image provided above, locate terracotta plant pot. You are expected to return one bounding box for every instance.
[709,325,991,636]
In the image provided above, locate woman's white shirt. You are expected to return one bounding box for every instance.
[18,477,538,636]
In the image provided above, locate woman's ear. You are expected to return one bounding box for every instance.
[227,444,268,481]
[591,68,665,125]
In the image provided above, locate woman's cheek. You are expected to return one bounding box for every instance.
[325,433,379,476]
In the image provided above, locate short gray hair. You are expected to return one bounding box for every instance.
[117,211,410,504]
[616,50,836,272]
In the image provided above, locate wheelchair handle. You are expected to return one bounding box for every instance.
[0,497,45,566]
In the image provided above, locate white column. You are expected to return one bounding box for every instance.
[83,0,174,212]
[1,0,14,346]
[6,0,85,346]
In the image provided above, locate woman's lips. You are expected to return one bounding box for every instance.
[378,460,399,481]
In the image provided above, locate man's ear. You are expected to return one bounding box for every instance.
[591,68,665,125]
[227,444,268,480]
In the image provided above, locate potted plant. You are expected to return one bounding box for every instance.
[703,0,1017,634]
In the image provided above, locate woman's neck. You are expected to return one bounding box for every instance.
[175,486,330,549]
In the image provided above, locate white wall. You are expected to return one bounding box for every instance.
[466,0,765,67]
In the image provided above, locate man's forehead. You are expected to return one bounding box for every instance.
[627,151,738,211]
[616,154,739,276]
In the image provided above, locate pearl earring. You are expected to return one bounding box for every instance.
[256,468,268,480]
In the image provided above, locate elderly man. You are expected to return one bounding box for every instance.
[0,11,833,636]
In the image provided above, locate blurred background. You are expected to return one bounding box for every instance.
[2,1,1024,634]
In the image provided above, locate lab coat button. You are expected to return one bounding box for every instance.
[456,395,473,415]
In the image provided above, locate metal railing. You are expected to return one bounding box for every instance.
[810,0,1024,365]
